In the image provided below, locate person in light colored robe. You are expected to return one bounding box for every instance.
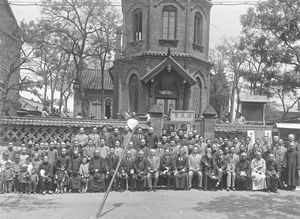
[251,151,266,191]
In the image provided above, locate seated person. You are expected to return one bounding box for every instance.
[201,147,218,190]
[105,148,119,191]
[159,148,174,189]
[188,146,203,190]
[214,149,228,190]
[119,150,135,191]
[235,152,251,190]
[88,150,106,192]
[251,151,266,191]
[174,148,189,190]
[132,151,148,191]
[266,154,280,193]
[147,149,160,191]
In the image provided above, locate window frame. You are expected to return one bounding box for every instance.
[194,12,203,45]
[162,6,177,40]
[132,8,143,41]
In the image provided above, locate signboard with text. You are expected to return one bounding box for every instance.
[170,110,195,122]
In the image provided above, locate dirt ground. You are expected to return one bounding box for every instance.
[0,190,299,219]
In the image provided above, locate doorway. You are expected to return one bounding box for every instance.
[156,98,176,115]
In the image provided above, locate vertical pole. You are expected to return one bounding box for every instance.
[96,131,135,218]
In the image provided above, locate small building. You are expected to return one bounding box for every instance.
[73,69,113,119]
[274,123,300,140]
[239,95,268,125]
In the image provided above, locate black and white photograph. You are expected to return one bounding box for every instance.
[0,0,299,218]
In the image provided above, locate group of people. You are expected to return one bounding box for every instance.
[0,126,299,195]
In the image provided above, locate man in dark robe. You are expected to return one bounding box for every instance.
[283,142,300,191]
[174,148,188,190]
[38,156,53,195]
[139,139,150,158]
[201,147,218,190]
[132,151,148,191]
[108,128,123,148]
[105,148,120,191]
[266,154,280,193]
[144,127,158,149]
[214,149,228,190]
[55,148,71,191]
[119,150,135,191]
[235,152,251,190]
[88,150,106,192]
[69,150,82,192]
[160,148,174,189]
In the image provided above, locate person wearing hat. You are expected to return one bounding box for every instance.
[88,150,106,192]
[147,149,160,192]
[132,150,148,191]
[251,151,266,191]
[174,147,189,190]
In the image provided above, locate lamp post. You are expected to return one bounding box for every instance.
[95,118,139,218]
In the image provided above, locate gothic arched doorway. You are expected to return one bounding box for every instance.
[105,99,112,119]
[129,74,139,113]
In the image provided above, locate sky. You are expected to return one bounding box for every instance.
[9,0,255,109]
[10,0,253,47]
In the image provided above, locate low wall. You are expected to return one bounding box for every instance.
[0,116,148,145]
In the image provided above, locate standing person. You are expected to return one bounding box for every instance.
[83,139,95,161]
[232,138,241,154]
[69,150,82,192]
[30,168,39,194]
[6,142,15,162]
[266,154,280,193]
[251,151,266,191]
[144,127,158,149]
[139,139,150,158]
[88,127,100,148]
[19,164,31,194]
[136,128,145,147]
[201,147,218,190]
[100,126,111,144]
[245,137,253,155]
[188,146,203,190]
[147,149,160,192]
[12,154,21,193]
[122,126,132,148]
[283,141,300,191]
[108,128,123,148]
[174,148,189,190]
[74,127,88,148]
[88,150,106,192]
[2,162,14,193]
[19,147,29,166]
[114,140,124,158]
[287,134,300,152]
[79,157,89,192]
[38,156,54,195]
[273,137,287,188]
[160,149,174,189]
[98,139,110,159]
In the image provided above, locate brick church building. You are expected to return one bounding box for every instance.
[111,0,213,119]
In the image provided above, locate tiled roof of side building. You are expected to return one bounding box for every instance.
[0,117,148,128]
[81,69,113,91]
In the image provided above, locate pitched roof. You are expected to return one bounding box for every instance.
[81,69,113,90]
[118,51,213,66]
[141,55,197,85]
[239,95,268,103]
[203,105,217,115]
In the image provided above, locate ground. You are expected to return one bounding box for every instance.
[0,190,299,219]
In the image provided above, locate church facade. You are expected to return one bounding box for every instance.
[112,0,213,119]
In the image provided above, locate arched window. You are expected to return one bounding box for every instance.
[162,6,177,40]
[105,99,112,119]
[194,12,203,45]
[133,8,142,41]
[129,74,139,112]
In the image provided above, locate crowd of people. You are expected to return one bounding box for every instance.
[0,126,299,195]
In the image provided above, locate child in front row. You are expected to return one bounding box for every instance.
[79,157,89,192]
